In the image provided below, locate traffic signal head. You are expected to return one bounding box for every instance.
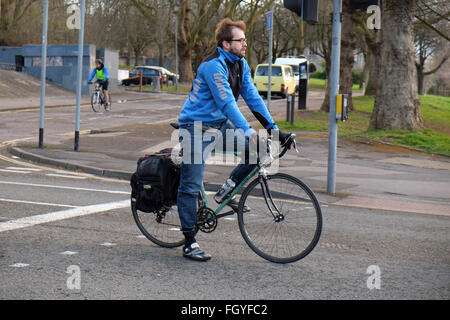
[283,0,319,23]
[349,0,379,10]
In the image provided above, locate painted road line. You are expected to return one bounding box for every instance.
[0,198,77,208]
[6,167,42,172]
[9,263,29,268]
[0,199,129,233]
[100,242,117,247]
[0,181,129,194]
[60,251,78,255]
[0,153,127,184]
[46,173,87,180]
[0,169,30,174]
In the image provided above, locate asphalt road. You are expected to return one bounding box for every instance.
[0,93,449,300]
[0,155,448,300]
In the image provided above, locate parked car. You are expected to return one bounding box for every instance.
[274,57,314,90]
[148,66,179,84]
[253,64,296,98]
[121,66,162,86]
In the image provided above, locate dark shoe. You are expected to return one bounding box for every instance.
[226,197,250,213]
[182,243,211,261]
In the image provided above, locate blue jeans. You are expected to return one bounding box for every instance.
[177,122,256,231]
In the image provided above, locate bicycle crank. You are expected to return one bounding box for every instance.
[196,207,217,233]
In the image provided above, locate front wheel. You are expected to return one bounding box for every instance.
[237,173,322,263]
[91,92,101,112]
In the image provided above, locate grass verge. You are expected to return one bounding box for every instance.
[308,78,362,92]
[278,94,450,156]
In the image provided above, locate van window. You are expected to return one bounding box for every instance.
[256,66,282,77]
[290,65,299,76]
[285,67,293,78]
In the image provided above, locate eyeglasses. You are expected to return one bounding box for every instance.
[228,38,247,45]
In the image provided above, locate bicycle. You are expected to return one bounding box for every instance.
[131,125,322,264]
[90,81,111,112]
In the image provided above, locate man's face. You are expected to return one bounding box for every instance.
[224,27,247,58]
[96,62,101,69]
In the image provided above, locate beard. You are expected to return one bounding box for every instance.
[230,47,245,58]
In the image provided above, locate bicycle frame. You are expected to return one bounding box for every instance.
[198,135,296,217]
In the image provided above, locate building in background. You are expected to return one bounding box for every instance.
[0,44,118,95]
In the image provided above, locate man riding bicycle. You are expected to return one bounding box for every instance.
[88,59,110,107]
[177,18,291,261]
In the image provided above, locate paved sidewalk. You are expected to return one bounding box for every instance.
[0,89,181,112]
[6,118,450,217]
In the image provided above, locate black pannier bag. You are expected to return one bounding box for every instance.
[130,148,180,213]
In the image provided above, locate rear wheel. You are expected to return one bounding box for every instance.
[131,199,185,248]
[104,93,111,111]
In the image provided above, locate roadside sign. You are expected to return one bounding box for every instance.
[266,10,273,30]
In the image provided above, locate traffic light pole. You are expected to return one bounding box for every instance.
[39,0,48,149]
[74,0,85,151]
[327,0,342,195]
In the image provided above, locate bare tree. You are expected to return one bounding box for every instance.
[414,0,450,95]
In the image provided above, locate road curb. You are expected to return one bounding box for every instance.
[9,146,132,181]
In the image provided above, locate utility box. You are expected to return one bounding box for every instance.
[298,60,309,110]
[336,94,349,122]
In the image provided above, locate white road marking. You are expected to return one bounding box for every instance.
[0,181,129,194]
[0,199,129,233]
[45,173,87,180]
[168,227,180,231]
[136,235,146,239]
[60,251,78,255]
[6,167,42,172]
[224,217,236,221]
[0,198,77,208]
[100,242,116,247]
[10,263,29,268]
[0,169,30,174]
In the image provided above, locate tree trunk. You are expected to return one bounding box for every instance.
[320,59,331,112]
[361,51,372,94]
[417,64,425,95]
[339,1,361,111]
[370,0,423,130]
[179,46,193,84]
[364,55,379,96]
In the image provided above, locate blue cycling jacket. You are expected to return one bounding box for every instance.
[179,47,278,135]
[88,66,109,82]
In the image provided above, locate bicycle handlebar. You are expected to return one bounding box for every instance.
[263,133,298,165]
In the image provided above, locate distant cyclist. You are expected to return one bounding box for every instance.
[88,59,110,107]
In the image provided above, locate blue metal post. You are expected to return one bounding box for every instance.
[39,0,49,149]
[327,0,342,195]
[74,0,85,151]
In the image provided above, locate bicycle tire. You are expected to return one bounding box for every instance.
[91,92,101,112]
[104,93,111,111]
[131,198,185,248]
[237,173,322,264]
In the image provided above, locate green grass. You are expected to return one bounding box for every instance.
[308,77,362,92]
[278,94,450,156]
[119,65,135,70]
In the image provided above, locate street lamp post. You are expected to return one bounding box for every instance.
[174,1,180,91]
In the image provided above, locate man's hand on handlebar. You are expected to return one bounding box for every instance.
[268,129,294,150]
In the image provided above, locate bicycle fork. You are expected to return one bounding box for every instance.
[259,175,284,222]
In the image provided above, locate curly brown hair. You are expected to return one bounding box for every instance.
[215,18,246,48]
